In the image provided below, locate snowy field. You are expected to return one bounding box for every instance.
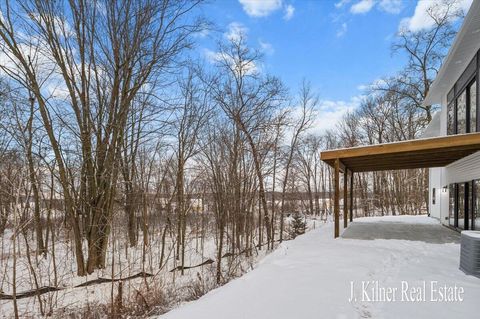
[159,215,480,319]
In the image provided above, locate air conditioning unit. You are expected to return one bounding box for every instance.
[460,231,480,278]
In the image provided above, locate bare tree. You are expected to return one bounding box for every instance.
[211,32,286,249]
[0,0,206,275]
[279,81,316,242]
[376,0,462,123]
[173,67,212,274]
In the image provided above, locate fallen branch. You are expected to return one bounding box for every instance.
[0,286,62,300]
[0,271,154,300]
[169,259,214,272]
[75,271,153,288]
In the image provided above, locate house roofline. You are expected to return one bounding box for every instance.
[424,0,480,106]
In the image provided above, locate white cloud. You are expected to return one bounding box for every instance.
[28,13,74,38]
[0,36,72,101]
[203,48,221,64]
[378,0,402,14]
[283,4,295,20]
[339,0,402,15]
[357,78,387,91]
[336,22,348,37]
[350,0,375,14]
[357,84,369,91]
[400,0,472,32]
[239,0,283,17]
[259,39,275,55]
[45,79,70,100]
[204,48,258,75]
[193,28,210,38]
[311,96,363,134]
[225,22,248,41]
[335,0,351,9]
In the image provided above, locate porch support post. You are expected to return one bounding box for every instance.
[349,171,354,222]
[334,158,340,238]
[343,169,348,229]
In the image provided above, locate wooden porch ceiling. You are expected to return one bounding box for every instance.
[320,133,480,172]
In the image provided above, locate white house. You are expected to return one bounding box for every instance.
[424,0,480,230]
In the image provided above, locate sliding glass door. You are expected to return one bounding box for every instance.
[449,180,479,230]
[449,184,456,227]
[458,183,466,229]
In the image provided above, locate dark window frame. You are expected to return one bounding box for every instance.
[474,181,479,230]
[466,79,477,133]
[465,182,470,230]
[454,183,459,228]
[447,51,479,135]
[468,79,477,133]
[457,89,468,134]
[447,101,456,135]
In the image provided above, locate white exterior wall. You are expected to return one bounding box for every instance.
[428,89,480,226]
[429,167,450,225]
[428,167,442,220]
[428,93,449,225]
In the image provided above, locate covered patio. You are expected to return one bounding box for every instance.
[320,133,480,238]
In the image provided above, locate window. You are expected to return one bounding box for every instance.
[449,184,456,227]
[466,182,473,230]
[457,91,467,134]
[446,53,478,135]
[470,81,477,132]
[447,102,455,135]
[432,188,436,205]
[458,183,465,229]
[475,180,480,230]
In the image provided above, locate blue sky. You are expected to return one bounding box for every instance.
[195,0,472,132]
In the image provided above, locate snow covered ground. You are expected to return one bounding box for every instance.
[159,215,480,319]
[0,215,322,317]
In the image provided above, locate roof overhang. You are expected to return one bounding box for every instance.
[424,0,480,106]
[320,133,480,172]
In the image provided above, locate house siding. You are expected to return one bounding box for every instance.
[431,151,480,227]
[445,151,480,184]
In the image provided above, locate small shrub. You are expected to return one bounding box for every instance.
[289,213,306,239]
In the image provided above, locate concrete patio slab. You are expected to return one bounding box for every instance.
[342,221,460,244]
